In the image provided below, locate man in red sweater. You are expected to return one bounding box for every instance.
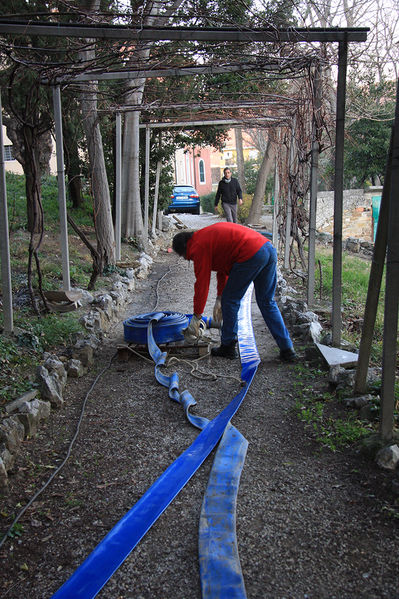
[172,222,296,361]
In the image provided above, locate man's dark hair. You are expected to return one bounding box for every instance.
[172,231,194,257]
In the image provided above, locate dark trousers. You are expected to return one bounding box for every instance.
[222,202,238,223]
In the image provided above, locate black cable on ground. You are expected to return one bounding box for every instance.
[0,354,116,549]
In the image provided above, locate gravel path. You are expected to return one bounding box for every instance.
[1,214,398,599]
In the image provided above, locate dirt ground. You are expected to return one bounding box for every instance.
[1,215,399,599]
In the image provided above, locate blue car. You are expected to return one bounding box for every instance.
[165,185,200,215]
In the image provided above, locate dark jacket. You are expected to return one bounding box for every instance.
[215,177,242,206]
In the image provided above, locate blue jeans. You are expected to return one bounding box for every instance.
[221,243,293,351]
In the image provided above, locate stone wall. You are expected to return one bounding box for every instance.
[314,187,382,242]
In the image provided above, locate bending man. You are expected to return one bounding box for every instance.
[172,222,296,362]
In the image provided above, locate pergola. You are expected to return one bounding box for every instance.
[9,21,399,425]
[0,22,367,336]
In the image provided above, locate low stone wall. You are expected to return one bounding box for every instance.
[316,231,374,257]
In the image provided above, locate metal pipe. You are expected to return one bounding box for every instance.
[115,112,122,261]
[144,125,150,243]
[284,118,296,269]
[331,40,348,346]
[52,85,71,291]
[0,22,370,43]
[138,117,285,129]
[152,160,162,237]
[0,90,13,333]
[272,160,279,248]
[307,63,321,307]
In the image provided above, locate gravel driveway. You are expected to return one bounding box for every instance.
[1,214,398,599]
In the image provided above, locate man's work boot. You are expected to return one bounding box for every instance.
[279,347,297,363]
[211,341,238,359]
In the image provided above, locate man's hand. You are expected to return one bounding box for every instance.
[183,314,203,343]
[212,296,222,326]
[239,198,243,206]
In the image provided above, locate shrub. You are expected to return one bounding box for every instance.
[237,194,253,223]
[200,193,216,214]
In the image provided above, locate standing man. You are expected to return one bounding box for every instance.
[172,222,296,362]
[214,167,243,223]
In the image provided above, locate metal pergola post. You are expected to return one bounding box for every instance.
[272,160,279,248]
[152,159,162,237]
[380,83,399,441]
[52,85,71,291]
[284,119,296,269]
[307,63,322,307]
[331,40,348,346]
[144,125,150,245]
[115,112,122,261]
[0,90,13,333]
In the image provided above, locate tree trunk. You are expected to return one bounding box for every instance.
[80,83,115,268]
[247,141,275,225]
[235,127,246,193]
[23,125,43,234]
[79,0,115,269]
[122,95,145,240]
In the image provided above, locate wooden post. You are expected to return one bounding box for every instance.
[380,82,399,441]
[354,131,392,395]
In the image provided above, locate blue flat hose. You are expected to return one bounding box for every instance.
[199,286,258,599]
[52,287,259,599]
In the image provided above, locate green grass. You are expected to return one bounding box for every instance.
[6,172,94,232]
[0,310,84,406]
[315,247,385,363]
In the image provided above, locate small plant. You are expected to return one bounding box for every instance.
[8,522,24,538]
[293,364,372,452]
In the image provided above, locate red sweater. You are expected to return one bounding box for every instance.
[185,222,268,315]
